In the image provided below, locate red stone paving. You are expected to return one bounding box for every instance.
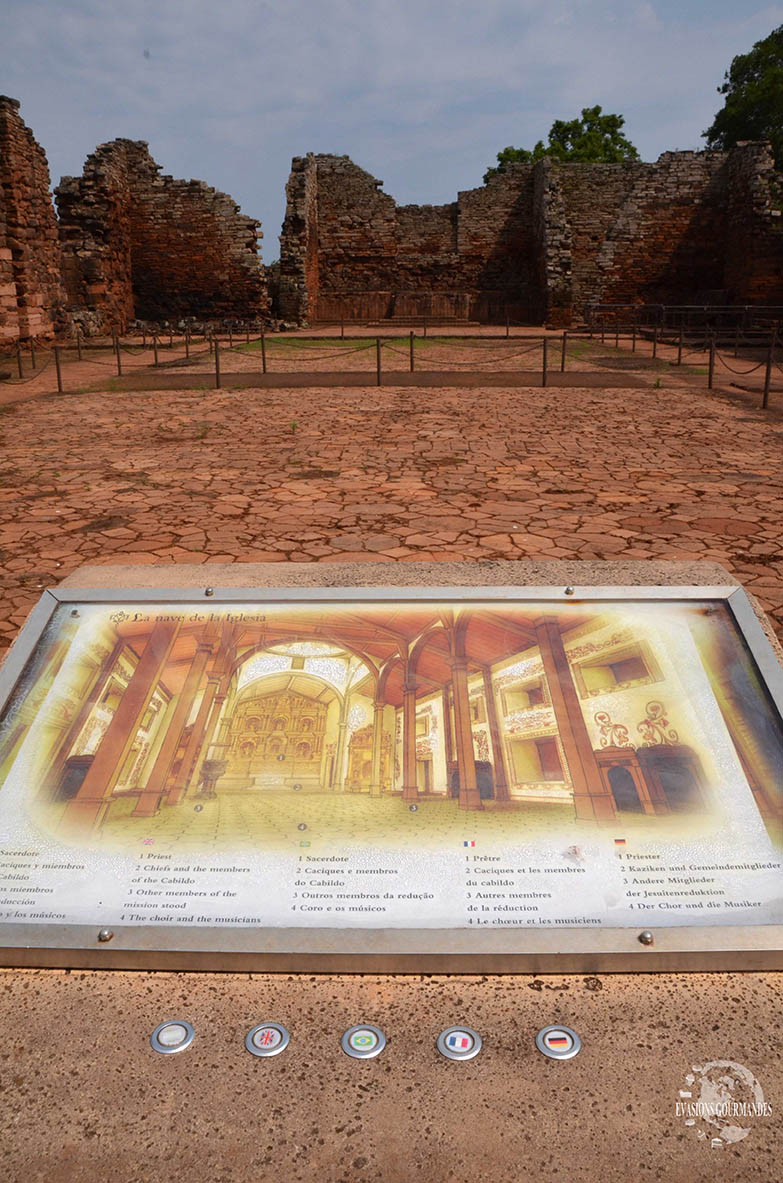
[0,354,782,650]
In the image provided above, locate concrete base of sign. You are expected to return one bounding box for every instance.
[2,560,781,1181]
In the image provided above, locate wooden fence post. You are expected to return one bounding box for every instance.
[762,331,774,409]
[560,331,567,373]
[16,342,22,378]
[153,334,159,367]
[114,334,122,376]
[54,345,63,393]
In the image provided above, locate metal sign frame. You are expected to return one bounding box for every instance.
[0,583,781,973]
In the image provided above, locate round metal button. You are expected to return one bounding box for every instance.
[245,1022,290,1058]
[436,1026,483,1061]
[535,1025,582,1060]
[341,1024,386,1059]
[150,1019,195,1055]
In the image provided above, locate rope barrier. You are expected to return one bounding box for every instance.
[0,357,54,385]
[714,353,767,375]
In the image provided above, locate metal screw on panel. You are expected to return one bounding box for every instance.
[97,928,114,942]
[204,587,214,597]
[638,930,654,946]
[564,587,575,596]
[71,609,80,617]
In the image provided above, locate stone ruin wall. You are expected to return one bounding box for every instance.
[280,146,783,324]
[280,154,538,321]
[0,96,267,342]
[0,96,68,342]
[57,140,267,334]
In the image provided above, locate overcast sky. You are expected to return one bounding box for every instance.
[2,1,782,261]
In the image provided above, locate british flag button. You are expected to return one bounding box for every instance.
[436,1026,482,1061]
[245,1022,290,1057]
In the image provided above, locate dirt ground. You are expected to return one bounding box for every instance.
[0,330,781,650]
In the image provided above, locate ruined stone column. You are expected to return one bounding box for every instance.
[63,620,181,828]
[534,617,615,822]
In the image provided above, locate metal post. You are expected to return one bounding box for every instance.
[153,334,159,367]
[54,345,62,393]
[632,321,636,352]
[261,324,267,374]
[30,337,36,369]
[340,317,344,340]
[615,317,619,349]
[678,326,683,365]
[601,322,605,345]
[169,327,173,349]
[762,332,774,409]
[76,329,82,361]
[505,309,509,338]
[734,326,739,358]
[652,325,658,359]
[409,330,414,373]
[16,342,22,378]
[376,337,381,386]
[142,330,146,349]
[114,334,122,377]
[246,324,250,344]
[229,323,233,349]
[560,331,567,372]
[542,336,548,387]
[708,336,715,389]
[423,314,427,338]
[185,329,190,360]
[215,339,221,389]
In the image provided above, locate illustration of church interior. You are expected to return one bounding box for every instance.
[1,600,781,841]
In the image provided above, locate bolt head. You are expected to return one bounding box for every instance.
[97,928,114,943]
[564,587,575,596]
[638,930,654,946]
[204,588,214,597]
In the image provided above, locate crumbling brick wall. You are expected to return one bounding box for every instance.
[280,147,783,325]
[57,140,267,334]
[0,96,68,341]
[279,154,540,322]
[724,142,783,304]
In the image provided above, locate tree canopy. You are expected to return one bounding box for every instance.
[703,25,783,166]
[483,105,639,182]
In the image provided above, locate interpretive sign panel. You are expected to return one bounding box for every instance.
[0,585,781,971]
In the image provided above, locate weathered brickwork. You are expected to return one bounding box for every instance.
[0,96,68,341]
[280,154,538,322]
[280,146,783,324]
[724,142,783,304]
[57,140,267,333]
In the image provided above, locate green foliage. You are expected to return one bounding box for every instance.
[703,25,783,166]
[484,106,639,182]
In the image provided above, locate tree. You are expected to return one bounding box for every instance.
[484,106,639,182]
[703,25,783,166]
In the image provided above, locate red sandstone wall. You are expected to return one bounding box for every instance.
[57,140,267,333]
[280,146,783,326]
[0,96,68,341]
[593,153,729,308]
[56,141,137,335]
[724,142,783,305]
[279,154,319,321]
[279,154,540,322]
